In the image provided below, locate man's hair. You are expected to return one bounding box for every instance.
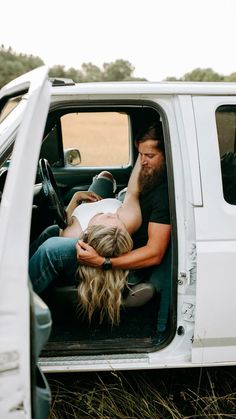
[76,224,133,325]
[135,121,165,154]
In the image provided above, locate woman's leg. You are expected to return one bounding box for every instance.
[29,236,78,294]
[88,171,116,198]
[29,225,60,258]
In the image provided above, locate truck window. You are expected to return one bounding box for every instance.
[61,112,129,167]
[216,105,236,204]
[0,96,22,123]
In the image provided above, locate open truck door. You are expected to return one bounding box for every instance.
[0,67,52,418]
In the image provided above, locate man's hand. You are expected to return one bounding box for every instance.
[76,240,104,267]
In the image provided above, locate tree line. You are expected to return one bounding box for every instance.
[1,45,236,89]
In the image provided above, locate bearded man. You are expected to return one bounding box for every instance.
[76,122,171,306]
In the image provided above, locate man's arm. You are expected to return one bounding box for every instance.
[76,222,171,269]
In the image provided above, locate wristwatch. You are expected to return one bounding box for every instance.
[102,257,112,270]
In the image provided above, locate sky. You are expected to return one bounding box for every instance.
[1,0,236,81]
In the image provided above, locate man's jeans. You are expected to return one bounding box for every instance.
[29,226,78,294]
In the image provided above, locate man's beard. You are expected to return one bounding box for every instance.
[138,162,167,195]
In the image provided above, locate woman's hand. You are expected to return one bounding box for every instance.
[72,191,102,205]
[76,240,104,267]
[66,191,102,225]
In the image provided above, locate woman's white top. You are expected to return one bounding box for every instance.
[72,198,122,231]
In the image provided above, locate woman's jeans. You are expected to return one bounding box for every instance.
[29,226,78,294]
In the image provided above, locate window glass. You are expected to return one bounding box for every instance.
[0,97,25,206]
[61,112,129,167]
[0,96,22,123]
[216,105,236,204]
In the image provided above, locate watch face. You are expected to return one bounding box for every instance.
[103,257,112,270]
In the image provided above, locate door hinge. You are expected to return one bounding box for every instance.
[182,303,195,322]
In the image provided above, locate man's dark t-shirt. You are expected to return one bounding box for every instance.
[132,180,170,249]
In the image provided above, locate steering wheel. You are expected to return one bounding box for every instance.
[38,158,67,229]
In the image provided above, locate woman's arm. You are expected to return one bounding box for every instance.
[60,191,102,238]
[117,156,142,234]
[66,191,101,225]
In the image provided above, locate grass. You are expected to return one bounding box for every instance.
[48,366,236,418]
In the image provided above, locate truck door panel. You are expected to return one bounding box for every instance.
[192,96,236,363]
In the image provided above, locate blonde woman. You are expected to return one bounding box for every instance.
[30,158,142,325]
[59,157,142,325]
[77,224,133,325]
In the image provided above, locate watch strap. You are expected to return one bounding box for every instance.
[102,257,112,270]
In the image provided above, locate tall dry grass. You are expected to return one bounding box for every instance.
[48,367,236,418]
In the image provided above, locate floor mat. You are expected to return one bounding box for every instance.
[48,295,160,343]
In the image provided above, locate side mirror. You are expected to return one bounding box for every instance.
[64,148,81,166]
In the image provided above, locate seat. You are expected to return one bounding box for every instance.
[51,281,155,315]
[49,244,172,329]
[149,244,172,334]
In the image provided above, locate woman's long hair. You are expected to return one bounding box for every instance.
[76,224,133,325]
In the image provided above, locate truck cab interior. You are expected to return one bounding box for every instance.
[1,100,176,357]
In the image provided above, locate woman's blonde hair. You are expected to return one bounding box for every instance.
[76,224,133,325]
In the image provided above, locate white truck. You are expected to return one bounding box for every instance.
[0,66,236,418]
